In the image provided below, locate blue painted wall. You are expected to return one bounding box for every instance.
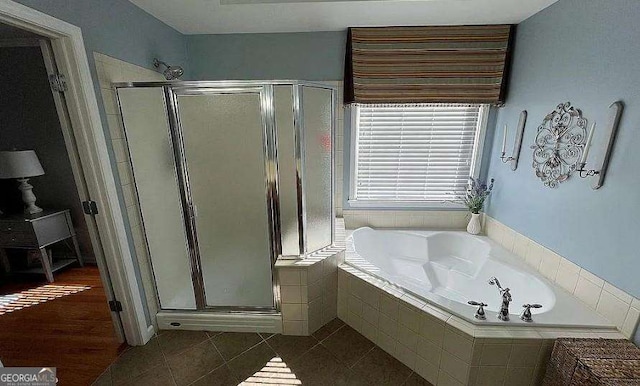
[15,0,189,76]
[12,0,190,325]
[487,0,640,301]
[187,31,346,81]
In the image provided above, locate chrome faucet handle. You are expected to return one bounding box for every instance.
[468,301,488,320]
[520,304,542,322]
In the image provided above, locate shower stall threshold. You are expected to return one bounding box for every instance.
[156,310,282,333]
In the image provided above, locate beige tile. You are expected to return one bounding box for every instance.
[579,269,605,287]
[603,282,633,304]
[361,302,379,325]
[503,366,534,386]
[443,328,473,362]
[538,248,560,280]
[508,342,541,367]
[106,114,125,140]
[398,304,421,332]
[308,261,323,284]
[501,227,516,252]
[283,303,306,321]
[414,355,439,385]
[574,276,603,309]
[348,310,363,332]
[473,366,506,386]
[555,270,579,293]
[377,330,397,356]
[512,233,530,260]
[379,293,399,320]
[419,313,445,347]
[416,336,441,366]
[480,343,511,366]
[308,279,322,301]
[379,312,398,339]
[278,269,301,285]
[397,323,419,352]
[622,307,640,338]
[360,319,378,343]
[282,320,304,336]
[525,242,544,269]
[440,351,470,383]
[437,369,465,386]
[349,295,364,316]
[101,89,119,115]
[596,290,630,328]
[280,285,302,304]
[395,342,417,370]
[116,161,133,185]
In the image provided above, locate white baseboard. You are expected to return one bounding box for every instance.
[156,311,283,334]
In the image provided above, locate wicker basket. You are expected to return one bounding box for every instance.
[543,338,640,386]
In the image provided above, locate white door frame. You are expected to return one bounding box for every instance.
[0,0,153,345]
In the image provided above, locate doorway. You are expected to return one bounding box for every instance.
[0,23,125,385]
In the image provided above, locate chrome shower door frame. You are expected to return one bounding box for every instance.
[293,84,337,256]
[127,82,283,313]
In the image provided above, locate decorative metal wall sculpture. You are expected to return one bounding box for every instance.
[531,102,588,188]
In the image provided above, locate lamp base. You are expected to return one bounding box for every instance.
[17,178,43,215]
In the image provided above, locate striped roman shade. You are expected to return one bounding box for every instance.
[344,25,515,105]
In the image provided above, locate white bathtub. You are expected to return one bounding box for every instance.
[346,227,614,328]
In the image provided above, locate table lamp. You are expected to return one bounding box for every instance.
[0,150,45,215]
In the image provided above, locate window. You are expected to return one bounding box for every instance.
[349,103,488,207]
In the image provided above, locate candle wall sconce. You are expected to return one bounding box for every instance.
[577,101,624,190]
[499,110,527,171]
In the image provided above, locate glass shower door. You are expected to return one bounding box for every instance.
[173,87,276,309]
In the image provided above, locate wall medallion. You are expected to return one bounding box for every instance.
[531,102,588,188]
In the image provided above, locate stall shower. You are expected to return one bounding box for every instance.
[115,81,335,317]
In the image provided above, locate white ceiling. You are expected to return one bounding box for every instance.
[129,0,559,35]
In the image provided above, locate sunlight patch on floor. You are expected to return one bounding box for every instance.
[240,357,302,385]
[0,284,91,315]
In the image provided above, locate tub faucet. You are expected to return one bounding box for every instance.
[489,276,512,321]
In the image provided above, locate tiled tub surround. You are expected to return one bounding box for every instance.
[337,264,626,386]
[483,215,640,340]
[275,220,346,335]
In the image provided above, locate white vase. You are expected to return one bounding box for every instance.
[467,213,482,235]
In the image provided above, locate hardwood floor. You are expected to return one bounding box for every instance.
[0,266,126,385]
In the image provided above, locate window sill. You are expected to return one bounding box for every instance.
[346,199,467,211]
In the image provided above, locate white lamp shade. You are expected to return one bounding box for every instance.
[0,150,45,179]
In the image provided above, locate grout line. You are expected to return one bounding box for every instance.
[347,345,376,369]
[156,340,178,386]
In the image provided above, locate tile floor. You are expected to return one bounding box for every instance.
[92,319,434,386]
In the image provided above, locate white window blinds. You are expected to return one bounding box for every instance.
[352,104,486,203]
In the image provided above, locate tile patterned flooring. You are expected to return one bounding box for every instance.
[93,319,434,386]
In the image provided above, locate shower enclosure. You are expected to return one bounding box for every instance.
[115,81,335,314]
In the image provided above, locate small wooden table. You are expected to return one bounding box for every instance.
[0,209,84,282]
